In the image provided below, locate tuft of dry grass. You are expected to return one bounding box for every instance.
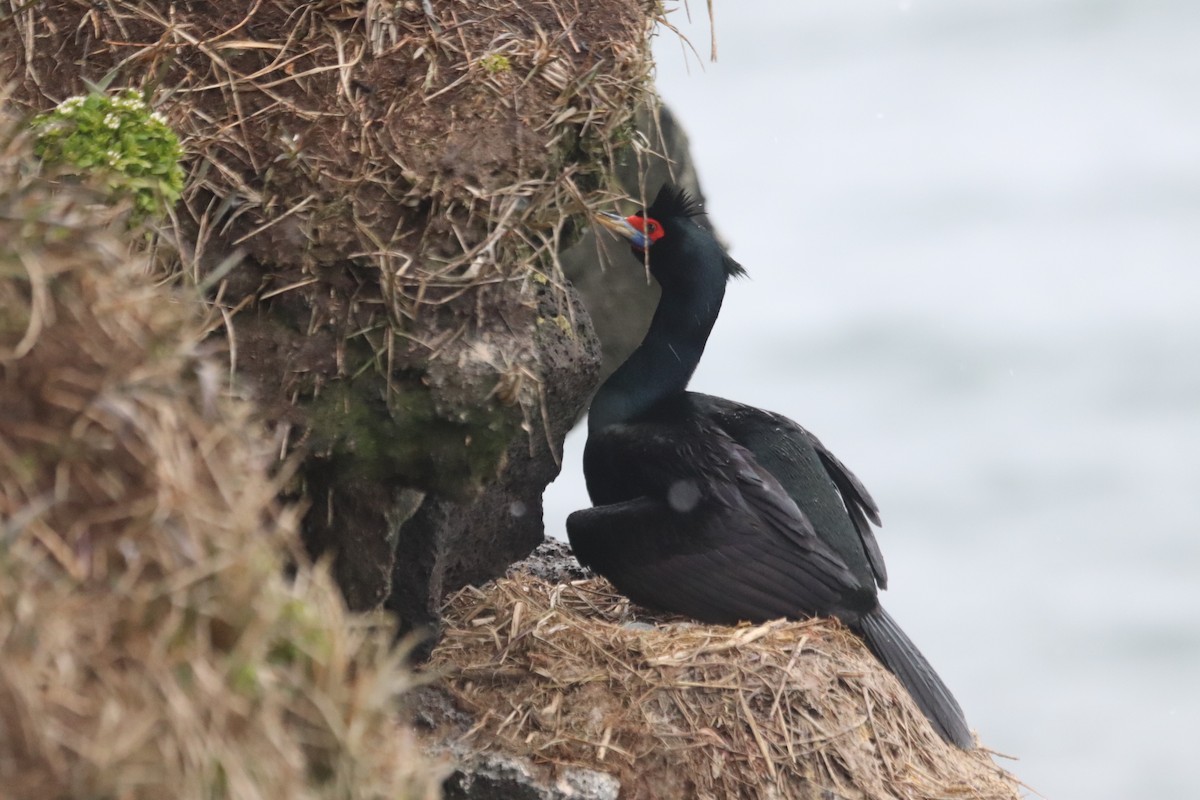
[0,114,442,800]
[427,573,1023,800]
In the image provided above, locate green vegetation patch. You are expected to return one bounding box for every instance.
[31,88,184,220]
[479,53,512,73]
[307,375,518,499]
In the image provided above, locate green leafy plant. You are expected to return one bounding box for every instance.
[31,88,185,220]
[479,53,512,74]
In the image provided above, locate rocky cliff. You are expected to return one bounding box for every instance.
[2,0,653,636]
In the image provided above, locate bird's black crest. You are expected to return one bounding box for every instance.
[646,183,704,221]
[722,252,748,279]
[644,183,747,278]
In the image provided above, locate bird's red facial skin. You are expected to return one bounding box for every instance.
[627,214,666,245]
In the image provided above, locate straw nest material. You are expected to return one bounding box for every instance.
[0,120,441,799]
[427,572,1022,800]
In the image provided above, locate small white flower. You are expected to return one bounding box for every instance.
[106,149,121,165]
[118,94,146,111]
[103,112,121,130]
[150,111,168,125]
[60,95,85,110]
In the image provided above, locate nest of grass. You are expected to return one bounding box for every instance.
[427,573,1022,800]
[0,117,440,799]
[1,1,654,480]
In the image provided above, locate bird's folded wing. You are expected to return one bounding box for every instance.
[568,443,870,625]
[811,443,887,588]
[695,393,889,590]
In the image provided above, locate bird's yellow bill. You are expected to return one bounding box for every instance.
[593,211,640,240]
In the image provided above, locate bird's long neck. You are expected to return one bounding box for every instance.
[588,280,725,431]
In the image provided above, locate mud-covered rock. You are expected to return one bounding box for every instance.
[0,0,649,627]
[388,285,600,641]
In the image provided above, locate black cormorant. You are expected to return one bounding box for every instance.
[566,184,973,748]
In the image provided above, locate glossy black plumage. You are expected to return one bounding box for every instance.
[567,184,973,748]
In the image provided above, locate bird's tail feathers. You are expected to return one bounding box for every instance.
[858,606,973,748]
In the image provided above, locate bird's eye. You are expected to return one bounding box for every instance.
[628,214,666,243]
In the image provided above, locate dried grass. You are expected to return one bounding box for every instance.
[0,116,442,799]
[428,573,1023,800]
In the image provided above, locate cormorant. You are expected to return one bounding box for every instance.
[566,184,973,748]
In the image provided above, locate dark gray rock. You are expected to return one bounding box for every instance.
[443,754,620,800]
[412,685,620,800]
[509,538,593,583]
[387,284,601,642]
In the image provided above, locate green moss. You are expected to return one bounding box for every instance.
[609,114,638,151]
[480,53,512,74]
[173,662,195,689]
[269,598,332,664]
[306,371,517,499]
[228,662,260,697]
[267,639,302,667]
[0,307,32,340]
[30,88,184,221]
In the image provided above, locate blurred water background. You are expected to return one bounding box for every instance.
[543,1,1200,798]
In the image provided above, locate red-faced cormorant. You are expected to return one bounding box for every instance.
[566,185,973,748]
